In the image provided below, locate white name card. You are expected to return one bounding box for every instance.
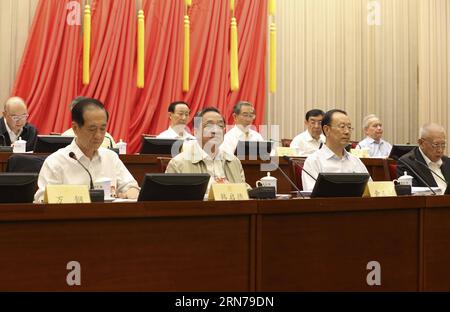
[208,183,250,201]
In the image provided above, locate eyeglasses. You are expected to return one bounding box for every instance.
[175,112,190,117]
[9,114,29,122]
[308,120,322,126]
[424,140,446,150]
[239,113,255,119]
[331,124,354,132]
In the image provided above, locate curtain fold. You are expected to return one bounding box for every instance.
[12,0,81,134]
[12,0,267,153]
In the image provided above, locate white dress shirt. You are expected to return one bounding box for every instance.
[4,120,22,144]
[302,145,371,191]
[290,130,326,156]
[221,125,264,155]
[356,137,392,157]
[34,140,139,203]
[419,148,447,195]
[157,126,195,140]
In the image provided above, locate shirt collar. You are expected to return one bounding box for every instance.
[419,147,443,167]
[71,139,101,162]
[187,141,235,164]
[4,119,23,138]
[304,130,325,143]
[364,136,384,145]
[321,144,350,160]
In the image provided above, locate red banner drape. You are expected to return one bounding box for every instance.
[12,0,267,153]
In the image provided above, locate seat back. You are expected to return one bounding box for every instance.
[288,157,307,191]
[157,157,172,173]
[281,139,292,147]
[382,158,398,180]
[6,154,48,173]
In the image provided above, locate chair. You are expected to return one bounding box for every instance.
[157,157,172,173]
[287,157,307,191]
[382,158,398,180]
[6,154,48,173]
[281,139,292,147]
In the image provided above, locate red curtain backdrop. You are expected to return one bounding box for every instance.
[12,0,268,153]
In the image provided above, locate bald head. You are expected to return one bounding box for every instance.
[3,97,29,134]
[418,123,446,162]
[419,123,446,139]
[4,97,27,114]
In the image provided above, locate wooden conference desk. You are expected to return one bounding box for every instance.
[0,196,449,291]
[0,153,393,193]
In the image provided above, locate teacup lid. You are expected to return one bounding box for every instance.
[15,137,27,143]
[398,171,413,180]
[261,172,277,181]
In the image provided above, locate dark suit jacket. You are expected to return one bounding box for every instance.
[397,147,450,187]
[0,117,38,152]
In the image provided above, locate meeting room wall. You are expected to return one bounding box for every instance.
[267,0,450,154]
[0,0,449,155]
[0,0,38,112]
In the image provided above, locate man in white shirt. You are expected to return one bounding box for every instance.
[157,101,195,140]
[62,96,116,148]
[35,98,139,203]
[221,101,264,155]
[397,123,449,193]
[356,114,392,157]
[290,109,326,156]
[166,107,247,193]
[302,109,371,191]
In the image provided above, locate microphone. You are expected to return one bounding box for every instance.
[393,155,436,195]
[69,152,104,202]
[281,156,317,198]
[408,156,448,195]
[0,134,5,146]
[283,155,317,182]
[105,135,113,149]
[408,155,448,184]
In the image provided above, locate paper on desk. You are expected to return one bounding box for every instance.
[112,198,138,203]
[412,187,442,196]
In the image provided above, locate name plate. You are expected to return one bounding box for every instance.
[275,147,298,157]
[363,181,397,197]
[208,183,250,201]
[44,185,91,204]
[350,148,369,158]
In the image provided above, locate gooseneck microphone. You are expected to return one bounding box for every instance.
[69,152,104,202]
[283,156,317,182]
[69,152,94,189]
[281,156,317,198]
[408,155,448,185]
[394,155,436,195]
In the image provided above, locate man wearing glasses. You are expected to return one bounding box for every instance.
[157,101,195,140]
[302,109,370,192]
[166,107,247,194]
[290,109,326,156]
[220,101,264,155]
[0,97,37,151]
[397,123,449,193]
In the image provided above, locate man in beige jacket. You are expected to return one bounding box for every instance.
[166,107,247,190]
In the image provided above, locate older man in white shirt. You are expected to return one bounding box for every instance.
[221,101,264,155]
[356,114,392,157]
[290,109,326,156]
[34,98,139,203]
[157,101,195,140]
[302,109,371,191]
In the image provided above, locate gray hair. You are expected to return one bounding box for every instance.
[419,123,446,139]
[232,101,253,115]
[362,114,379,130]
